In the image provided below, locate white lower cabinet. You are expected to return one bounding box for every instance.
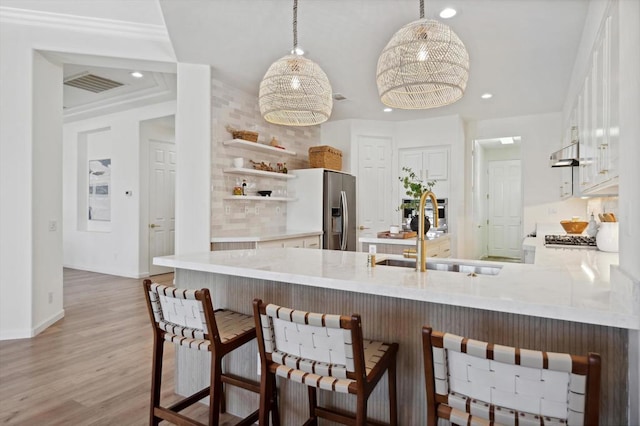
[256,235,321,249]
[425,237,451,258]
[211,234,321,250]
[361,236,451,258]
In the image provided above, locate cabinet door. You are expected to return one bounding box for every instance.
[426,243,440,258]
[257,240,285,249]
[399,149,424,182]
[439,239,451,258]
[560,166,573,198]
[302,236,321,249]
[579,3,619,194]
[424,149,448,180]
[282,237,304,248]
[399,147,449,188]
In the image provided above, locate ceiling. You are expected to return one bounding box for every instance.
[8,0,590,123]
[159,0,590,122]
[62,64,176,121]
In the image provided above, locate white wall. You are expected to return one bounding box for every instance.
[32,51,65,335]
[63,101,176,278]
[175,63,211,255]
[0,7,176,338]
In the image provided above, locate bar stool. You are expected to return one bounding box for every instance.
[253,298,398,426]
[422,326,601,426]
[142,280,279,426]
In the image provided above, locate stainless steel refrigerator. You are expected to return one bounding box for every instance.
[287,169,357,251]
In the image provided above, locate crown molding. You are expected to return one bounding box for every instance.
[0,6,170,41]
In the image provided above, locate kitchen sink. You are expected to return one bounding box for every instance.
[375,258,502,276]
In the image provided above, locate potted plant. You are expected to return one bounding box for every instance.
[398,167,437,233]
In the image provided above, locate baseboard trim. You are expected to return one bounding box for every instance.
[63,263,145,279]
[33,310,65,336]
[0,329,32,341]
[0,309,64,340]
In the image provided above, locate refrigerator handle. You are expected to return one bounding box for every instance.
[340,190,348,251]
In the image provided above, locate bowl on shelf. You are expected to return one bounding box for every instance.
[560,220,588,234]
[257,190,272,197]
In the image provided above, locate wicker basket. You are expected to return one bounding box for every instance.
[309,146,342,171]
[232,130,259,142]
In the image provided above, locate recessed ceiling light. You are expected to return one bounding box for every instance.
[131,71,144,78]
[481,93,493,99]
[383,107,393,112]
[439,8,457,19]
[499,137,514,145]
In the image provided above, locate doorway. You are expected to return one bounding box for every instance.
[472,137,523,261]
[357,135,393,241]
[58,54,177,278]
[144,117,176,275]
[487,159,522,259]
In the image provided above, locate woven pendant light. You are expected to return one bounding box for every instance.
[376,0,469,109]
[259,0,332,126]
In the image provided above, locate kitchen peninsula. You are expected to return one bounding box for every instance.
[155,243,637,425]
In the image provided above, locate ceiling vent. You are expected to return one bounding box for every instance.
[332,93,347,101]
[64,73,124,93]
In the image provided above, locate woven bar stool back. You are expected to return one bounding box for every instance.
[422,326,601,426]
[253,299,398,426]
[143,281,279,426]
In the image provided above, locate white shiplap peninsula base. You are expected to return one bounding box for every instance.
[156,249,636,425]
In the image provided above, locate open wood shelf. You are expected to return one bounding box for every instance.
[223,168,295,179]
[223,139,297,156]
[222,196,296,201]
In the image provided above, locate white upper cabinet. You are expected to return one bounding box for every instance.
[399,146,449,181]
[576,3,619,194]
[399,146,450,199]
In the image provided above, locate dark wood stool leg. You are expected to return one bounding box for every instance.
[307,387,318,425]
[388,359,398,426]
[208,356,223,426]
[150,337,164,426]
[270,378,280,426]
[259,370,274,425]
[355,392,367,426]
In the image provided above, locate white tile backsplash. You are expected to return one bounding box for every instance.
[210,78,321,236]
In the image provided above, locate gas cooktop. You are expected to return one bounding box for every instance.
[544,234,597,249]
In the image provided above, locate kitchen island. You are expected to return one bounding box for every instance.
[360,233,451,258]
[155,245,638,424]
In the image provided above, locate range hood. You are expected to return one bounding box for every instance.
[549,143,579,167]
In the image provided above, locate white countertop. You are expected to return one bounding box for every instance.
[211,229,322,243]
[155,242,638,330]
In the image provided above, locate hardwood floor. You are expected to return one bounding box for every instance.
[0,268,238,425]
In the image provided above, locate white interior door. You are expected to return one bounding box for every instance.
[357,136,392,241]
[487,159,522,259]
[149,141,176,275]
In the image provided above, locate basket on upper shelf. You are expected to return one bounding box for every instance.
[231,130,258,142]
[308,145,342,171]
[225,125,258,142]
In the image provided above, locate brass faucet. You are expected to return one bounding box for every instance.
[415,191,439,272]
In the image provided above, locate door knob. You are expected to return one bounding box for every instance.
[359,225,370,230]
[149,224,157,229]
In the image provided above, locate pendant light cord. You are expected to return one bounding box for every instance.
[419,0,424,19]
[293,0,298,50]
